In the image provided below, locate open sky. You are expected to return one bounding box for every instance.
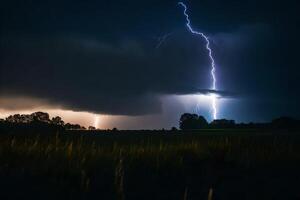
[1,0,299,129]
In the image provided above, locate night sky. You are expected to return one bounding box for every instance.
[1,0,299,129]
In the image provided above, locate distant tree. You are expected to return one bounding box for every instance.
[6,114,21,123]
[198,116,208,127]
[6,112,51,124]
[271,117,299,129]
[171,127,178,131]
[51,116,65,126]
[112,127,118,131]
[31,112,51,123]
[210,119,235,128]
[3,112,67,134]
[179,113,208,130]
[88,126,96,130]
[65,123,83,130]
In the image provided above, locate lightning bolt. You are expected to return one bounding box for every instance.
[94,115,99,129]
[178,2,217,120]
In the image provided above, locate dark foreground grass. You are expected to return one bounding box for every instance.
[0,130,300,200]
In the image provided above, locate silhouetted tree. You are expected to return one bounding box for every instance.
[51,116,65,126]
[2,112,66,134]
[31,112,51,123]
[88,126,96,130]
[271,117,299,129]
[210,119,235,128]
[65,123,83,130]
[171,127,178,131]
[179,113,208,130]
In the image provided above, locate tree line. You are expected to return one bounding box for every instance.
[0,112,88,134]
[0,111,299,134]
[180,113,300,130]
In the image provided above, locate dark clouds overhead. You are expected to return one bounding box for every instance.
[1,0,299,119]
[0,32,213,115]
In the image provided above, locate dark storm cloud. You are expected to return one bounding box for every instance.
[1,0,299,119]
[213,23,299,98]
[0,32,213,115]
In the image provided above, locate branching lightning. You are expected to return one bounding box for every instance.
[178,2,218,120]
[155,32,173,49]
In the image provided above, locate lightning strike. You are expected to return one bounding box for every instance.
[178,2,218,120]
[94,115,99,129]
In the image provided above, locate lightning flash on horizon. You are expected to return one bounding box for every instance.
[178,2,218,120]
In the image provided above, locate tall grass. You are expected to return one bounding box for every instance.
[0,131,299,199]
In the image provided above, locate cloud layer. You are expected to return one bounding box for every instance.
[1,32,215,115]
[1,0,299,120]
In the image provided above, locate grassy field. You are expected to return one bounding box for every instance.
[0,130,300,200]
